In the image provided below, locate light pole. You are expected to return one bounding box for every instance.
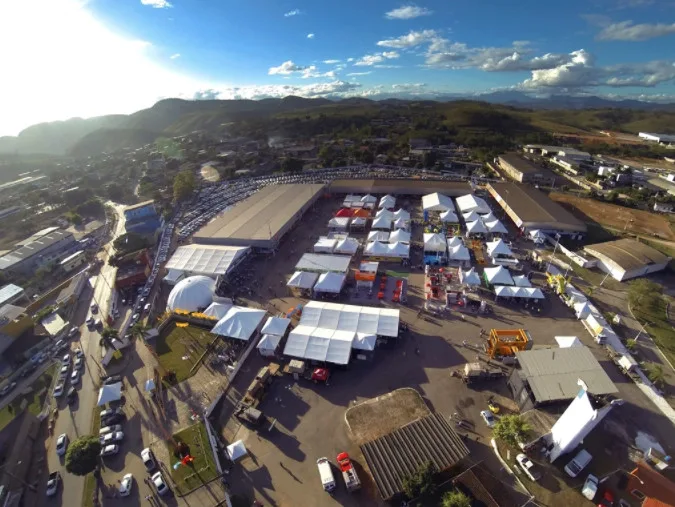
[599,272,611,287]
[624,218,634,231]
[546,233,561,273]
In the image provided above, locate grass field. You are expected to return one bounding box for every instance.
[0,363,57,431]
[166,422,219,492]
[155,322,216,383]
[632,295,675,369]
[550,193,675,240]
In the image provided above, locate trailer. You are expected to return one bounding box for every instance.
[455,362,505,384]
[337,452,361,492]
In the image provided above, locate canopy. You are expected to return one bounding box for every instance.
[466,220,487,234]
[335,208,353,218]
[460,268,481,286]
[314,272,346,293]
[226,440,248,461]
[203,302,233,320]
[334,237,360,255]
[163,268,185,285]
[555,336,583,348]
[257,334,282,352]
[379,195,396,209]
[352,332,377,351]
[512,275,532,287]
[211,307,266,341]
[449,244,470,261]
[393,217,409,230]
[456,194,491,214]
[368,230,390,242]
[261,317,291,336]
[439,210,459,222]
[287,271,319,289]
[361,194,377,203]
[481,211,496,222]
[485,220,508,234]
[522,287,545,299]
[484,266,514,285]
[462,210,480,222]
[389,229,411,243]
[314,238,337,253]
[364,241,389,256]
[376,208,394,219]
[447,236,462,248]
[423,233,447,252]
[388,242,410,258]
[422,192,455,212]
[328,217,350,229]
[350,217,367,227]
[371,215,392,230]
[97,382,122,406]
[530,229,546,240]
[393,209,410,220]
[495,286,544,298]
[486,239,513,257]
[574,301,594,319]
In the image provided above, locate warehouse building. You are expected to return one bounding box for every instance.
[487,182,586,239]
[194,184,324,250]
[329,179,471,196]
[639,132,675,145]
[0,229,76,275]
[583,238,670,281]
[497,153,556,185]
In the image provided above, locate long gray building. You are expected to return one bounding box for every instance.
[0,229,77,275]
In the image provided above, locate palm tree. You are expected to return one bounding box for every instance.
[129,322,151,341]
[100,327,118,348]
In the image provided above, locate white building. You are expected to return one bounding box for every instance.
[584,238,670,281]
[639,132,675,145]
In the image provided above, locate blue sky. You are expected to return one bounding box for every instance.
[1,0,675,135]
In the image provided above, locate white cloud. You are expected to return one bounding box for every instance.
[597,21,675,41]
[202,80,362,100]
[374,64,402,69]
[520,50,597,88]
[377,29,438,49]
[307,33,315,39]
[268,60,307,75]
[170,53,181,59]
[300,66,337,79]
[347,71,372,76]
[323,59,340,64]
[141,0,172,8]
[392,83,426,89]
[284,9,301,17]
[347,58,355,62]
[385,5,432,20]
[354,52,400,66]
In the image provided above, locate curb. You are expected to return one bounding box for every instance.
[490,438,531,495]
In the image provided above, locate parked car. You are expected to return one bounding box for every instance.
[516,454,541,481]
[74,348,84,358]
[0,382,17,396]
[582,474,599,501]
[151,471,170,496]
[59,365,69,379]
[90,303,98,313]
[53,383,65,398]
[70,371,81,384]
[67,387,77,404]
[55,434,69,456]
[86,317,95,327]
[597,491,614,507]
[101,431,124,445]
[62,354,71,365]
[103,375,123,385]
[46,472,60,497]
[101,407,124,422]
[119,473,134,497]
[99,424,123,437]
[480,410,496,428]
[68,326,79,338]
[100,444,119,457]
[141,448,156,472]
[74,357,84,370]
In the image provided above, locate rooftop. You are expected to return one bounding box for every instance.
[499,153,553,175]
[0,284,24,306]
[584,238,670,272]
[0,304,26,324]
[166,244,249,276]
[515,347,617,402]
[124,200,155,212]
[330,179,471,196]
[294,253,352,274]
[0,230,74,270]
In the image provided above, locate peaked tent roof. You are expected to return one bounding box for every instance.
[485,220,508,234]
[287,271,319,289]
[439,210,459,222]
[361,194,378,203]
[257,333,282,351]
[389,229,411,243]
[422,192,455,212]
[371,215,392,230]
[203,302,233,320]
[365,241,389,255]
[456,194,491,214]
[463,210,480,222]
[466,220,488,234]
[393,217,409,230]
[261,316,291,336]
[460,268,481,285]
[512,275,532,287]
[481,211,497,221]
[388,242,410,258]
[226,440,248,461]
[379,195,396,208]
[484,266,514,285]
[393,209,410,220]
[423,233,447,252]
[314,272,346,293]
[211,306,267,340]
[334,237,360,255]
[376,208,394,219]
[447,236,463,248]
[449,244,470,261]
[97,382,123,406]
[314,237,337,253]
[328,217,350,228]
[351,216,367,226]
[486,239,513,257]
[368,230,390,242]
[555,336,583,348]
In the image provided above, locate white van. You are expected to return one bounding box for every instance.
[564,449,592,477]
[317,457,336,492]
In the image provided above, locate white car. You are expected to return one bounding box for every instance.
[119,473,134,497]
[100,444,119,457]
[480,410,496,428]
[141,448,156,472]
[68,326,79,338]
[62,354,71,365]
[516,453,541,481]
[152,471,170,496]
[46,472,60,497]
[74,348,84,358]
[102,431,124,445]
[53,383,65,397]
[59,365,69,379]
[582,474,599,500]
[74,357,84,370]
[55,434,68,456]
[70,370,80,384]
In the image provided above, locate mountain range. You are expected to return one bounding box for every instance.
[1,93,674,157]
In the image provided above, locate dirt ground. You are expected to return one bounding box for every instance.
[550,192,675,240]
[344,388,430,446]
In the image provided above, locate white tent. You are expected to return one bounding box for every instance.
[361,194,377,203]
[530,229,546,243]
[334,237,360,255]
[574,301,594,319]
[393,217,409,230]
[350,216,367,227]
[314,272,346,293]
[481,211,497,222]
[422,193,455,212]
[393,209,410,220]
[462,210,480,222]
[163,269,185,286]
[353,332,377,351]
[144,379,156,392]
[456,194,491,214]
[364,241,389,256]
[376,208,394,219]
[447,236,463,248]
[261,317,291,336]
[439,210,459,222]
[368,230,390,242]
[257,334,283,356]
[328,217,350,230]
[494,285,515,297]
[484,266,514,285]
[388,242,410,258]
[167,276,215,312]
[226,440,248,461]
[379,195,396,209]
[371,215,392,230]
[203,302,233,320]
[287,271,319,289]
[512,275,532,287]
[97,382,122,406]
[555,336,583,348]
[460,268,481,286]
[211,307,266,341]
[486,239,513,258]
[389,229,411,243]
[314,237,337,254]
[485,220,508,234]
[564,284,588,305]
[423,233,447,252]
[522,287,545,299]
[449,244,470,261]
[466,220,488,234]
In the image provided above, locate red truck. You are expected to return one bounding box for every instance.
[337,452,361,492]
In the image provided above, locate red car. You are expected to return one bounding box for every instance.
[597,491,614,507]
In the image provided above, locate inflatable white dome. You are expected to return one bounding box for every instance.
[166,275,215,312]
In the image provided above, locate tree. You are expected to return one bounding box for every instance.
[130,322,151,341]
[67,212,83,225]
[113,232,149,254]
[493,414,531,447]
[442,490,471,507]
[362,150,375,164]
[65,436,101,476]
[402,461,436,501]
[626,338,637,351]
[644,362,665,387]
[281,157,303,173]
[173,170,196,202]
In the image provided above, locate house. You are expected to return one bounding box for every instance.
[654,202,674,213]
[409,138,431,150]
[624,461,675,507]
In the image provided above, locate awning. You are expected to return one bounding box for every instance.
[226,440,248,461]
[203,302,233,320]
[261,316,291,336]
[97,382,123,406]
[459,268,481,286]
[389,229,411,243]
[334,237,360,255]
[423,233,447,252]
[371,215,392,230]
[314,237,337,253]
[314,272,346,293]
[257,334,282,352]
[484,266,514,285]
[286,271,319,289]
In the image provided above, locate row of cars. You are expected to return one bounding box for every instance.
[53,349,85,404]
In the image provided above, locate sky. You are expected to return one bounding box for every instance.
[1,0,675,136]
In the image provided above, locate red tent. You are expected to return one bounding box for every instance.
[335,208,353,217]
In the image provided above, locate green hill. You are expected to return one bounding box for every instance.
[68,128,161,157]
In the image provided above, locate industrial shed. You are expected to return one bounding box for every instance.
[583,238,670,281]
[165,244,250,278]
[360,413,469,499]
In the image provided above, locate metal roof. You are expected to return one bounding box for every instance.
[0,284,24,306]
[360,413,469,499]
[0,229,74,270]
[295,253,351,274]
[584,238,669,272]
[515,347,617,402]
[166,244,250,276]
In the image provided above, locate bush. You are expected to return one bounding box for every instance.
[65,436,101,476]
[402,461,436,501]
[493,415,531,447]
[442,490,471,507]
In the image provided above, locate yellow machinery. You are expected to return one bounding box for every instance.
[485,329,532,359]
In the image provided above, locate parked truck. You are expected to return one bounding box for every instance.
[337,452,361,492]
[455,362,505,384]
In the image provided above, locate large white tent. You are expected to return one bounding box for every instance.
[361,194,377,204]
[465,220,487,235]
[166,245,250,278]
[371,215,392,230]
[447,236,463,248]
[211,307,266,341]
[365,241,389,256]
[462,210,480,222]
[486,239,513,258]
[388,242,410,258]
[351,216,367,228]
[389,229,411,243]
[512,275,532,287]
[257,334,282,356]
[353,332,377,351]
[368,230,390,242]
[314,272,346,294]
[422,193,455,212]
[393,209,410,221]
[423,233,447,252]
[314,237,337,254]
[203,302,233,320]
[379,195,396,209]
[167,276,215,312]
[226,440,248,461]
[440,210,459,223]
[481,211,497,222]
[449,244,470,262]
[376,208,394,219]
[484,266,514,285]
[456,194,491,214]
[494,286,545,299]
[555,336,583,348]
[287,271,319,289]
[393,217,409,230]
[459,268,481,286]
[328,217,350,230]
[295,254,351,274]
[97,382,123,406]
[334,237,360,255]
[261,317,291,337]
[485,220,508,234]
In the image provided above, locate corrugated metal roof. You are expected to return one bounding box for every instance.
[360,413,469,499]
[584,238,669,272]
[515,347,617,402]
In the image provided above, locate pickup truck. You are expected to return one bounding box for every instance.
[337,452,361,492]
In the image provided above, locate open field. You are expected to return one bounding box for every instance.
[0,363,57,430]
[550,192,675,240]
[155,322,217,383]
[167,422,219,491]
[633,295,675,369]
